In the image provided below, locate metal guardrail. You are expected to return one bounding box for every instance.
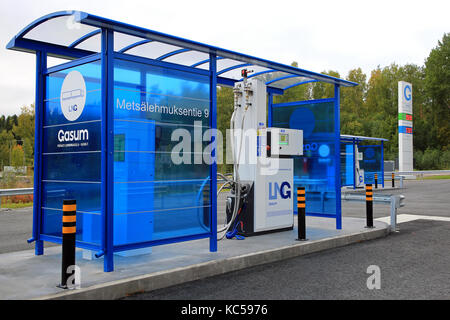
[386,170,450,176]
[0,188,34,208]
[342,193,405,232]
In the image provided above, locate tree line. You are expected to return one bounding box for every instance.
[1,34,448,173]
[217,33,450,171]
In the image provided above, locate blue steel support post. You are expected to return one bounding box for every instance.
[334,84,342,230]
[32,50,46,255]
[209,53,218,252]
[381,141,385,188]
[268,92,273,127]
[101,28,115,272]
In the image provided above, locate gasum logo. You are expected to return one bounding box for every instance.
[268,182,291,200]
[60,70,86,122]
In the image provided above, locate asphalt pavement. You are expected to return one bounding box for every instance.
[1,179,448,254]
[125,219,450,300]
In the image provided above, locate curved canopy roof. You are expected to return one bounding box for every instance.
[7,11,358,93]
[341,135,388,142]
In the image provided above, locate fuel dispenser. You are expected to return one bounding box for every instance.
[224,76,303,237]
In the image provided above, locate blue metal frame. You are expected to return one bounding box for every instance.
[69,30,101,48]
[8,10,361,271]
[101,28,115,272]
[209,54,218,252]
[272,98,336,108]
[334,85,342,230]
[28,50,46,255]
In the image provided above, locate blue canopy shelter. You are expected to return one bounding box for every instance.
[7,11,357,272]
[340,135,388,188]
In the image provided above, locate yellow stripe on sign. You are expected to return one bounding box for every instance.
[297,204,306,208]
[63,204,76,212]
[62,226,76,234]
[63,215,76,223]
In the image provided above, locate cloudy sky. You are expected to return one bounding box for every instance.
[0,0,448,116]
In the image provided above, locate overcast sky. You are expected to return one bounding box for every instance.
[0,0,448,116]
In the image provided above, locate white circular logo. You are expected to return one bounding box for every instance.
[60,71,86,122]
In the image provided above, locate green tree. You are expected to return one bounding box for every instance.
[424,33,450,150]
[0,131,14,169]
[13,105,35,166]
[10,145,24,168]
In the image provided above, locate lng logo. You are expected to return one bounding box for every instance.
[269,182,291,200]
[60,71,86,122]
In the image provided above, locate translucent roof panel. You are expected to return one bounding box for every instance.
[23,15,98,48]
[267,75,311,89]
[113,33,147,53]
[73,32,101,52]
[124,41,183,60]
[163,50,209,66]
[7,11,358,89]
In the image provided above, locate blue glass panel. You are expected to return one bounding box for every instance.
[272,101,337,216]
[358,145,382,184]
[42,60,102,246]
[45,61,102,126]
[113,58,211,246]
[340,142,354,186]
[41,181,101,245]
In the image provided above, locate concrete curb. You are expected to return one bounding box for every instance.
[36,224,390,300]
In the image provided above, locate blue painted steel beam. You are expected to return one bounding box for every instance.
[115,52,210,76]
[216,76,284,95]
[7,38,96,60]
[273,98,335,108]
[191,56,225,68]
[266,74,299,85]
[217,63,252,76]
[33,50,46,256]
[113,233,211,253]
[101,28,115,272]
[69,29,101,48]
[156,48,191,61]
[209,53,218,252]
[334,84,342,230]
[118,39,152,53]
[283,79,317,91]
[45,53,101,75]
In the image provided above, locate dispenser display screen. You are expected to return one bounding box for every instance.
[279,134,289,145]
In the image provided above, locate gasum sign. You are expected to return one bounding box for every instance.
[57,71,89,148]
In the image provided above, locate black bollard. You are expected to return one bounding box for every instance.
[392,173,395,188]
[374,173,378,189]
[365,184,374,228]
[60,199,76,289]
[296,187,308,241]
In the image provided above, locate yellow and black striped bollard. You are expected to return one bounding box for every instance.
[392,172,395,188]
[296,187,308,241]
[365,185,374,228]
[374,173,378,189]
[60,199,76,289]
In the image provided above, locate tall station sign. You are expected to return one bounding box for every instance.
[398,81,413,171]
